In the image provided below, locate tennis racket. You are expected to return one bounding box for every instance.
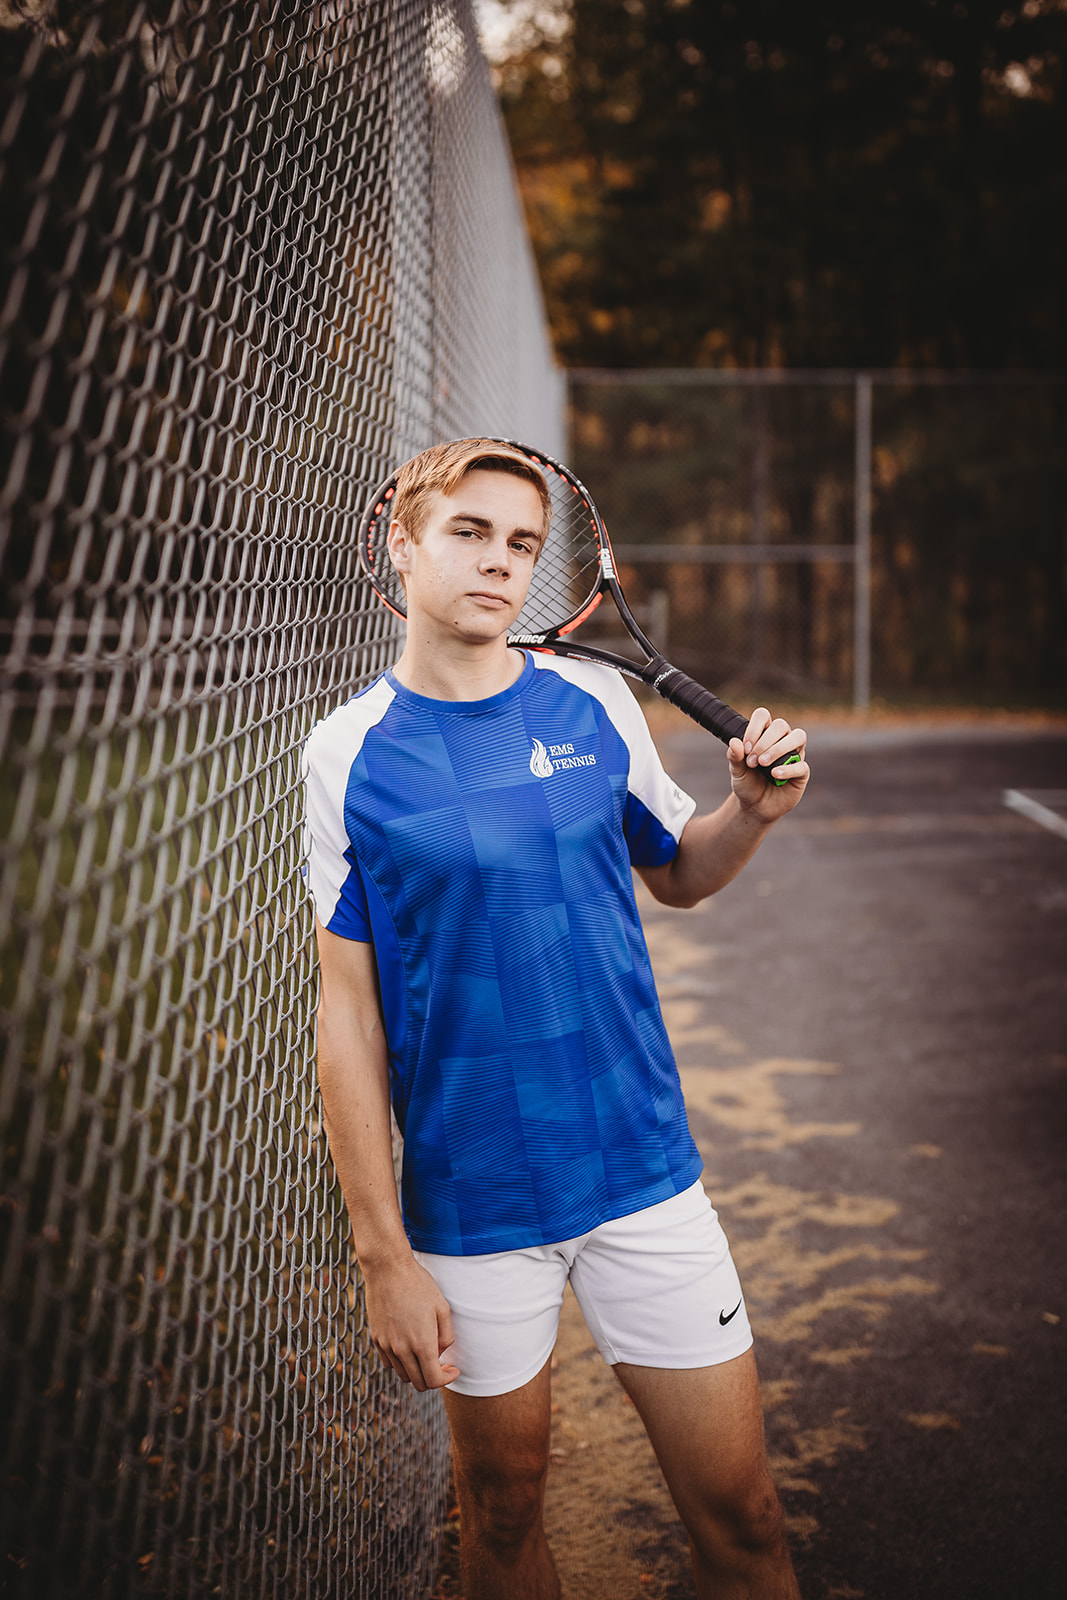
[358,440,801,785]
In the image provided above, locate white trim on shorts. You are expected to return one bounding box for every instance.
[414,1179,753,1398]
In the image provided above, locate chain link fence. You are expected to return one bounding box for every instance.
[0,2,562,1595]
[570,371,1066,706]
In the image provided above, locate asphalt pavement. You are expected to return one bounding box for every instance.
[635,718,1067,1600]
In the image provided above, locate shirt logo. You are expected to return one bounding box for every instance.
[530,738,554,778]
[529,738,597,778]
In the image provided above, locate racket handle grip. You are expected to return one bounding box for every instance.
[651,663,800,787]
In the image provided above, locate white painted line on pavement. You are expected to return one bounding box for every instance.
[1002,789,1067,842]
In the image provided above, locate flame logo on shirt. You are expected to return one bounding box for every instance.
[529,738,554,778]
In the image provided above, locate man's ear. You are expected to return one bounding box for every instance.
[387,519,413,574]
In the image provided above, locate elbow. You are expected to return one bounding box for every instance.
[667,889,708,910]
[648,877,708,911]
[314,999,345,1083]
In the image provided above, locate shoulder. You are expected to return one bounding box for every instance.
[529,652,637,714]
[304,675,396,772]
[528,654,653,748]
[527,657,692,828]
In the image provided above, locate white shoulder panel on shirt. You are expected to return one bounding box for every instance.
[301,676,396,923]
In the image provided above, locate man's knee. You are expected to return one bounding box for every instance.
[455,1449,550,1554]
[695,1472,787,1565]
[730,1476,786,1553]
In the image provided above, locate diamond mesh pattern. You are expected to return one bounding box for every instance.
[0,3,562,1595]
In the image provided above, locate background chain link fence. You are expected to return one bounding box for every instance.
[0,2,562,1595]
[570,371,1066,706]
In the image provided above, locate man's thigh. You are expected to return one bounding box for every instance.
[614,1350,776,1525]
[444,1357,554,1497]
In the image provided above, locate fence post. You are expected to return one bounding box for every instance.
[854,373,873,710]
[748,383,770,680]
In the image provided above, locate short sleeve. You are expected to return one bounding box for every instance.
[302,732,372,941]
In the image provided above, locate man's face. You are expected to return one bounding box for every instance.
[387,469,544,643]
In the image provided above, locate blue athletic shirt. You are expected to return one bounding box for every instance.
[302,651,703,1255]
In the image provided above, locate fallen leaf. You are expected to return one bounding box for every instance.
[906,1412,961,1431]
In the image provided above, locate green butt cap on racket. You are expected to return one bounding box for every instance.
[769,752,804,786]
[359,440,806,786]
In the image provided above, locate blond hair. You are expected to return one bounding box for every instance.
[390,439,551,544]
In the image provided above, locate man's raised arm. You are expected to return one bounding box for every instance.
[314,920,459,1391]
[638,708,809,909]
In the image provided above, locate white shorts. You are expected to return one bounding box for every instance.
[415,1180,752,1397]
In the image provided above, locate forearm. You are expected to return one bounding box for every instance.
[646,792,774,908]
[640,711,809,909]
[315,998,459,1390]
[315,998,410,1271]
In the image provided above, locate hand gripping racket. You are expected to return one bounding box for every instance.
[358,440,802,784]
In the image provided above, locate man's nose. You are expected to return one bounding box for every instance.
[480,538,510,573]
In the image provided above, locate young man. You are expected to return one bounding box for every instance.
[303,439,809,1600]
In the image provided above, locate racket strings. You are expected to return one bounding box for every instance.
[513,479,601,636]
[365,506,407,616]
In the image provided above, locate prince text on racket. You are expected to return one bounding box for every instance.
[303,440,810,1600]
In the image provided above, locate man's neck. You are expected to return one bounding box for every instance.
[389,632,525,702]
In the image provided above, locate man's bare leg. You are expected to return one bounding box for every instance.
[443,1359,560,1600]
[615,1349,801,1600]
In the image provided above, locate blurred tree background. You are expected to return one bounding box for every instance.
[490,0,1065,370]
[482,0,1066,702]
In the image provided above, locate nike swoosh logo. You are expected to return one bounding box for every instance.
[719,1300,743,1326]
